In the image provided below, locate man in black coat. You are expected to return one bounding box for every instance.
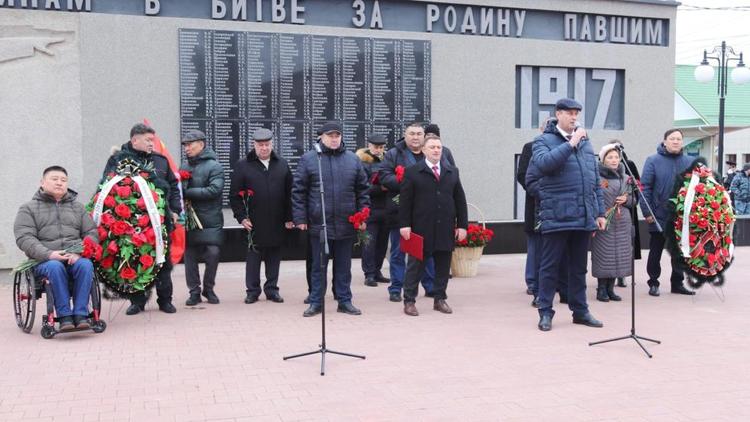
[399,135,468,316]
[356,134,390,287]
[229,128,293,304]
[101,123,182,315]
[292,122,370,317]
[181,130,224,306]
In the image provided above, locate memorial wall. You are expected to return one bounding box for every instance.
[0,0,678,267]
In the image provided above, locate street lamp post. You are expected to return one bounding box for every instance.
[694,41,750,177]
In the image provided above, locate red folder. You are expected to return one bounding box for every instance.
[400,232,424,261]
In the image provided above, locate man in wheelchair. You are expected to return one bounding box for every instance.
[13,166,98,331]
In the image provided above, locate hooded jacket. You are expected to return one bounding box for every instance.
[180,147,224,246]
[14,189,98,261]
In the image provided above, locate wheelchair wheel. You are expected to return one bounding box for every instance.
[92,320,107,333]
[40,325,56,339]
[13,271,36,333]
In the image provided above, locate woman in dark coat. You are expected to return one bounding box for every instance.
[590,144,634,302]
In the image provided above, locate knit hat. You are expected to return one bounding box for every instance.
[599,143,621,162]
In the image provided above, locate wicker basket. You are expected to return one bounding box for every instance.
[450,203,487,278]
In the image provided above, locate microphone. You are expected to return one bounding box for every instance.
[573,122,587,140]
[313,142,322,154]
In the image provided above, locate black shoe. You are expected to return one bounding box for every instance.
[573,313,604,328]
[59,316,75,331]
[389,292,402,302]
[616,277,627,287]
[266,293,284,303]
[244,294,259,304]
[303,295,311,304]
[375,273,390,283]
[126,303,145,315]
[364,277,378,287]
[538,314,552,331]
[73,315,90,329]
[526,288,534,296]
[671,285,696,295]
[158,302,177,314]
[337,302,362,315]
[531,297,539,308]
[202,290,220,304]
[186,293,202,306]
[424,291,435,298]
[648,285,660,297]
[303,304,322,317]
[606,280,622,301]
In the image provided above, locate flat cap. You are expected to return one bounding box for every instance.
[317,121,342,135]
[726,160,737,166]
[253,128,273,141]
[424,123,440,137]
[367,134,387,145]
[182,129,206,143]
[554,98,583,111]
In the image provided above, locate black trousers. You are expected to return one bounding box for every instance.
[245,246,282,298]
[403,250,451,303]
[130,258,173,306]
[646,232,684,288]
[184,244,220,295]
[361,218,389,278]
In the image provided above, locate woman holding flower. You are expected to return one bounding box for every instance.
[590,144,634,302]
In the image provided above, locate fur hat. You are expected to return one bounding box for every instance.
[599,143,621,162]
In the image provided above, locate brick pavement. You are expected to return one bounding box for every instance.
[1,249,749,422]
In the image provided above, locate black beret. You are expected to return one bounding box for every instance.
[367,134,387,145]
[317,121,342,135]
[554,98,583,111]
[424,123,440,136]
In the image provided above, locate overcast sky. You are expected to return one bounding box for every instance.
[676,1,750,65]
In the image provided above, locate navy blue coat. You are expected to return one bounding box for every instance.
[640,144,694,232]
[292,141,370,239]
[525,121,604,233]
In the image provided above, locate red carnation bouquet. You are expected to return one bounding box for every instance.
[11,236,102,275]
[239,188,257,251]
[348,207,371,246]
[87,159,169,296]
[669,163,734,284]
[392,165,406,204]
[455,223,494,247]
[178,169,203,231]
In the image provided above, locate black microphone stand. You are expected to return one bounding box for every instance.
[284,144,365,375]
[589,147,661,358]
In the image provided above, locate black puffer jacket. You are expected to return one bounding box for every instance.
[181,148,224,246]
[356,148,388,222]
[292,141,370,239]
[229,150,292,248]
[102,143,182,230]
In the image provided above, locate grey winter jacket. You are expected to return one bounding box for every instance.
[14,189,98,262]
[590,163,634,279]
[292,140,370,239]
[181,148,225,246]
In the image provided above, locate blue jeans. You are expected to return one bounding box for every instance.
[524,232,541,294]
[34,258,93,317]
[388,228,434,295]
[309,234,354,305]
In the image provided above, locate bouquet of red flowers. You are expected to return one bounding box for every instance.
[11,237,102,275]
[392,165,406,205]
[348,207,371,246]
[238,188,257,251]
[87,159,169,296]
[456,223,494,247]
[178,169,203,231]
[668,160,734,287]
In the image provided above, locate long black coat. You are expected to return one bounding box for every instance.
[399,160,468,255]
[516,141,536,233]
[181,148,224,246]
[292,141,370,239]
[229,150,292,248]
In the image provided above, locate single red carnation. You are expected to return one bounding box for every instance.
[137,214,150,227]
[139,254,154,268]
[104,195,117,208]
[115,203,132,219]
[100,256,114,269]
[179,170,192,180]
[136,198,146,210]
[98,226,108,241]
[115,185,132,199]
[100,212,116,227]
[131,232,147,247]
[111,220,133,236]
[120,267,137,280]
[106,240,119,255]
[121,177,133,185]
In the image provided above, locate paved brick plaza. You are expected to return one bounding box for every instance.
[1,249,749,422]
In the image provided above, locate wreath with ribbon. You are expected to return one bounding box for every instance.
[86,158,169,297]
[667,158,735,289]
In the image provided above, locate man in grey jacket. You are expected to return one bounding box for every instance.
[14,166,98,331]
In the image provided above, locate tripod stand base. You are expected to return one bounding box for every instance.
[589,333,661,358]
[284,346,365,376]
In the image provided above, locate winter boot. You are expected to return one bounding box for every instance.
[606,279,622,301]
[596,279,610,302]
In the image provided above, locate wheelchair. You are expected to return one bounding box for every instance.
[13,269,107,339]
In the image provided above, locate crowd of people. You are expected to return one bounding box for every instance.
[13,96,727,333]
